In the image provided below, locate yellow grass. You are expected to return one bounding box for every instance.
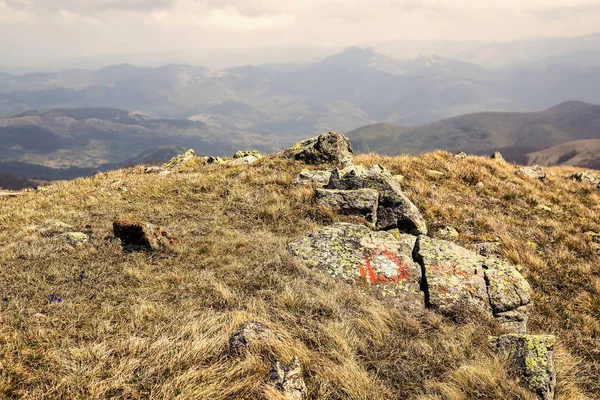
[0,151,598,399]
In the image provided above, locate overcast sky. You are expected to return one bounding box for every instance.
[1,0,600,67]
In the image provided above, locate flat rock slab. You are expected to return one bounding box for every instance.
[328,165,427,235]
[113,219,180,253]
[414,235,490,313]
[515,166,547,182]
[314,188,379,226]
[288,223,422,305]
[294,169,332,188]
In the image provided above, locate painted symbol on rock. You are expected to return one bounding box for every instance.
[358,249,410,285]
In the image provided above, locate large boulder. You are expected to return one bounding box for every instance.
[113,220,180,253]
[314,188,379,226]
[266,357,307,400]
[414,236,490,313]
[515,166,547,182]
[288,223,423,305]
[293,169,332,188]
[328,165,427,235]
[490,334,556,400]
[284,132,354,166]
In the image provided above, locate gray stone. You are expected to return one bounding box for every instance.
[515,166,547,182]
[266,356,307,400]
[113,219,180,253]
[229,155,259,166]
[229,321,274,355]
[571,171,600,186]
[475,242,500,257]
[64,232,89,246]
[284,132,354,167]
[490,334,556,400]
[288,223,423,305]
[414,236,490,313]
[328,165,427,235]
[454,152,468,159]
[294,169,332,188]
[494,306,530,334]
[233,150,260,159]
[163,149,196,168]
[491,151,505,161]
[314,188,379,226]
[437,226,459,240]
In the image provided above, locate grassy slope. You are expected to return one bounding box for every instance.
[527,139,600,169]
[0,153,599,399]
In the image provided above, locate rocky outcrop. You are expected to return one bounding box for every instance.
[113,220,180,252]
[288,223,423,305]
[266,357,307,400]
[490,334,556,400]
[490,151,505,161]
[233,150,260,159]
[284,132,354,166]
[229,321,274,355]
[515,166,547,182]
[328,165,427,235]
[293,169,332,188]
[314,188,379,226]
[163,149,196,169]
[571,171,600,186]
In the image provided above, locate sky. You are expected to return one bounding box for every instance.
[1,0,600,67]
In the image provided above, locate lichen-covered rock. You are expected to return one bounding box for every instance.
[328,165,427,235]
[491,151,505,161]
[233,150,260,159]
[203,156,225,164]
[571,171,600,186]
[495,306,530,334]
[163,149,196,169]
[229,155,260,166]
[288,223,423,304]
[64,232,89,246]
[437,226,459,240]
[294,169,332,188]
[40,221,72,237]
[113,219,180,252]
[414,236,490,313]
[229,321,274,355]
[490,334,556,400]
[314,188,379,226]
[454,152,468,159]
[284,132,354,166]
[266,356,307,400]
[515,166,547,182]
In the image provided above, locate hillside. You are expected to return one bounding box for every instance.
[0,141,599,398]
[0,108,276,179]
[348,101,600,164]
[527,139,600,170]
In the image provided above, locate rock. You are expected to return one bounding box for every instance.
[288,223,423,305]
[426,170,444,177]
[64,232,89,246]
[536,204,552,212]
[229,321,274,355]
[490,334,556,400]
[163,149,196,169]
[266,356,307,400]
[314,188,379,226]
[476,181,485,189]
[203,156,225,165]
[414,236,490,313]
[144,166,164,174]
[284,132,354,166]
[393,174,404,182]
[40,222,72,237]
[483,258,531,332]
[229,155,260,166]
[293,169,332,188]
[454,152,468,159]
[233,150,260,159]
[571,171,600,186]
[0,191,23,198]
[475,242,500,257]
[490,151,505,161]
[328,165,427,235]
[515,166,547,182]
[113,220,180,252]
[437,226,459,240]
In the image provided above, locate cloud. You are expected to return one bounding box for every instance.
[527,1,600,20]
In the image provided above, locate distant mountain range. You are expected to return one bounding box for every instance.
[347,101,600,166]
[2,45,600,135]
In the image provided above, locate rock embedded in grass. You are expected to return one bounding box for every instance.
[515,165,547,182]
[64,232,89,246]
[283,131,354,167]
[162,149,196,169]
[229,321,274,355]
[293,169,333,188]
[113,219,180,253]
[491,151,505,161]
[314,188,379,226]
[266,356,307,400]
[571,171,600,186]
[489,334,556,400]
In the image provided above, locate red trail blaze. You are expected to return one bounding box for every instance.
[358,249,409,285]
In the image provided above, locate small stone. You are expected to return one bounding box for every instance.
[490,151,505,161]
[314,188,379,226]
[426,170,444,177]
[454,152,468,159]
[40,222,72,237]
[571,171,600,186]
[229,155,260,166]
[294,169,332,188]
[113,219,180,253]
[203,156,225,165]
[489,334,556,400]
[476,181,485,189]
[233,150,260,159]
[64,232,89,246]
[144,166,164,174]
[284,132,354,167]
[515,166,547,182]
[163,149,196,169]
[437,227,459,240]
[475,242,500,257]
[229,321,274,355]
[266,356,307,400]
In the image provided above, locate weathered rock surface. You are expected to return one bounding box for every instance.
[288,223,423,304]
[64,232,89,246]
[233,150,260,159]
[437,226,459,240]
[163,149,196,169]
[40,221,72,237]
[490,334,556,400]
[113,219,180,252]
[454,152,468,159]
[475,241,500,257]
[314,188,379,226]
[491,151,505,161]
[328,165,427,235]
[515,166,547,182]
[284,132,354,166]
[414,236,490,313]
[203,156,225,165]
[266,356,307,400]
[229,155,260,166]
[229,321,274,355]
[571,171,600,186]
[293,169,332,188]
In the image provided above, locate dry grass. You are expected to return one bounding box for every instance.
[0,151,598,399]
